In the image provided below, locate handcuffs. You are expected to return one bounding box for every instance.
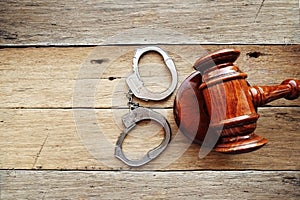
[115,46,178,167]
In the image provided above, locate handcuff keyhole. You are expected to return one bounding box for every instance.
[138,52,172,93]
[122,119,165,160]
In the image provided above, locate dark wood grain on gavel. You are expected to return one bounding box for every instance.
[174,49,300,153]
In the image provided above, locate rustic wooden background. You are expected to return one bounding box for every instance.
[0,0,299,199]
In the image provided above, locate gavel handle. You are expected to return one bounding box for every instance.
[249,79,300,107]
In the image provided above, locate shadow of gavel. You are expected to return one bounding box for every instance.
[174,49,299,153]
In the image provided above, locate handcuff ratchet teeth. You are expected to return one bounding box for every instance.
[114,46,177,167]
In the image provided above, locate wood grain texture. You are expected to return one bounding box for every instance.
[1,1,299,198]
[0,107,299,170]
[1,170,299,199]
[0,45,299,199]
[0,45,299,108]
[0,0,299,45]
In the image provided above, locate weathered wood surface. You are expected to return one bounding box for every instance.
[1,170,299,199]
[1,0,299,198]
[0,107,299,170]
[0,45,299,108]
[0,0,299,45]
[0,45,299,199]
[0,45,299,171]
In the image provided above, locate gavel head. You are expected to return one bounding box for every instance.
[174,49,299,153]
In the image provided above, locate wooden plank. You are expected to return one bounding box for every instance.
[0,45,299,108]
[0,107,299,170]
[0,0,299,45]
[1,170,299,199]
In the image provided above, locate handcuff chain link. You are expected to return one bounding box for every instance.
[126,89,139,110]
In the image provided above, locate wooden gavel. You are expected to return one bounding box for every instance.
[174,49,299,153]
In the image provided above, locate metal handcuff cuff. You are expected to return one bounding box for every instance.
[115,46,178,167]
